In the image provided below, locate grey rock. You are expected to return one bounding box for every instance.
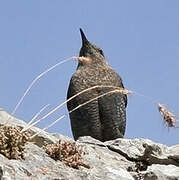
[0,166,3,179]
[136,164,179,180]
[0,110,178,180]
[105,138,179,166]
[168,145,179,164]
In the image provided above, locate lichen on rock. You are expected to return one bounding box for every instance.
[44,140,90,169]
[0,125,30,159]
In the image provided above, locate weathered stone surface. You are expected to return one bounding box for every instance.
[133,164,179,180]
[105,138,179,166]
[168,145,179,164]
[0,110,178,180]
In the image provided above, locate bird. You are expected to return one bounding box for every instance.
[67,28,127,142]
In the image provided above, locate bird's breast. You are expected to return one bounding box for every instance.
[74,67,110,87]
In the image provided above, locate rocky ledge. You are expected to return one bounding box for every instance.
[0,109,178,180]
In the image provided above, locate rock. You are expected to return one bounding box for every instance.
[134,164,179,180]
[105,138,179,166]
[168,145,179,163]
[0,166,3,179]
[0,110,178,180]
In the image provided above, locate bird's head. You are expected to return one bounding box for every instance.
[78,29,107,67]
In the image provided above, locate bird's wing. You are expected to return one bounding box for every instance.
[98,91,126,141]
[97,70,127,141]
[67,78,103,141]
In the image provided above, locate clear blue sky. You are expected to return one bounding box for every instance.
[0,1,178,146]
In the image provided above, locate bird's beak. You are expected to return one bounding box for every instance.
[80,28,89,46]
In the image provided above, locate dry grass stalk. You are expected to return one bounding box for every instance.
[11,56,76,115]
[158,104,176,128]
[45,140,90,169]
[30,115,65,139]
[24,86,131,133]
[36,85,131,122]
[30,88,131,139]
[21,104,50,132]
[68,89,130,114]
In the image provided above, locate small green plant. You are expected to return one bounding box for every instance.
[0,125,30,159]
[45,140,90,169]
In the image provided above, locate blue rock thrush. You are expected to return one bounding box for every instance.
[67,29,127,141]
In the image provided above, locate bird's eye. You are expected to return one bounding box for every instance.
[98,49,104,56]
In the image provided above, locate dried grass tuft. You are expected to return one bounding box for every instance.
[44,140,90,169]
[158,104,176,128]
